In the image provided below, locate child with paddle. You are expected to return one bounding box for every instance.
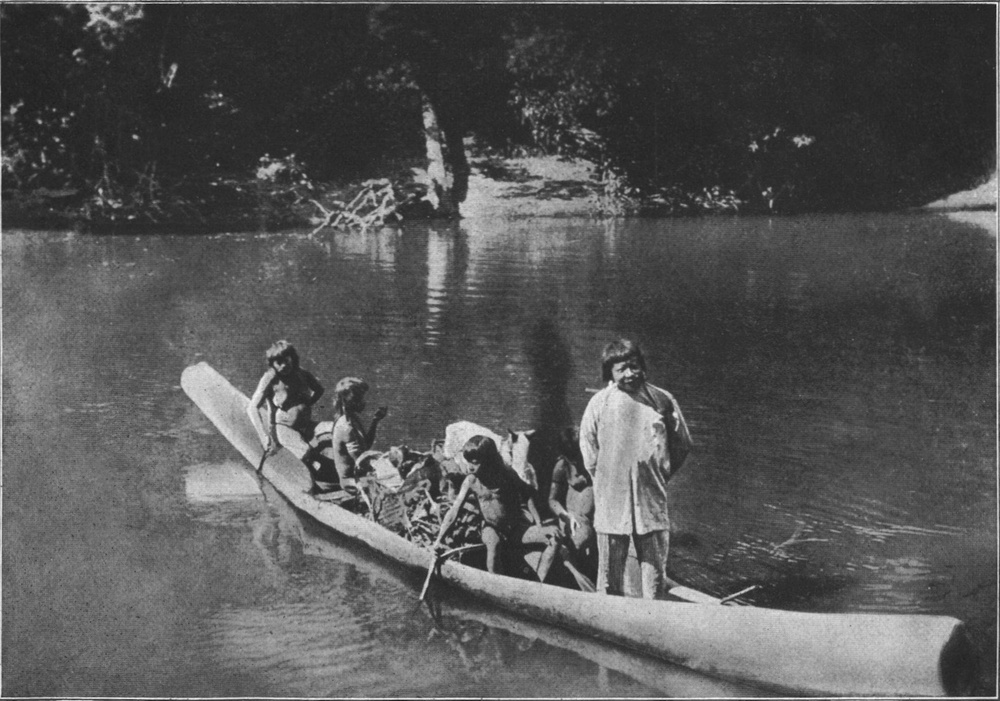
[433,435,563,583]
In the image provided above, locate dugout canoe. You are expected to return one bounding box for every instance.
[181,361,976,697]
[259,475,762,698]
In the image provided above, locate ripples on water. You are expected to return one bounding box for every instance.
[2,213,995,695]
[182,465,761,698]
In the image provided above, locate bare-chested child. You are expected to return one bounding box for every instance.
[548,427,596,574]
[433,435,562,582]
[248,340,328,465]
[329,376,387,486]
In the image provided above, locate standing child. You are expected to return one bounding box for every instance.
[434,435,562,582]
[248,340,327,464]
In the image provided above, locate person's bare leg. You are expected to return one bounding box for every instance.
[482,526,502,574]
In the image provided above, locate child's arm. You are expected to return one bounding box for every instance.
[303,370,325,407]
[340,420,364,472]
[666,396,693,473]
[362,406,388,449]
[517,477,544,525]
[527,495,544,526]
[548,461,576,531]
[433,476,474,549]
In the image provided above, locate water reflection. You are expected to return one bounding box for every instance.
[329,226,398,269]
[180,462,764,697]
[940,210,997,237]
[425,229,452,347]
[185,462,263,504]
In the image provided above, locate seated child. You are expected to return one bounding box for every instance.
[433,435,562,582]
[548,427,596,574]
[329,376,388,486]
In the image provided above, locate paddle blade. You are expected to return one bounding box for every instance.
[563,559,596,593]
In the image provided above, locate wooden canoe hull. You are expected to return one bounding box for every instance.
[181,362,975,696]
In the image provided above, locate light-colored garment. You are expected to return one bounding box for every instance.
[443,421,504,461]
[596,530,671,598]
[441,421,536,488]
[579,382,692,535]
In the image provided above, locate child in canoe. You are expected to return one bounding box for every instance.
[329,376,388,486]
[248,340,328,465]
[433,435,562,583]
[548,427,596,575]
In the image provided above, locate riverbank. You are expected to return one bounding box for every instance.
[461,154,597,219]
[464,157,1000,219]
[3,156,995,231]
[0,153,600,231]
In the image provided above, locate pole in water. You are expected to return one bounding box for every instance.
[719,584,758,605]
[419,553,439,601]
[419,544,487,601]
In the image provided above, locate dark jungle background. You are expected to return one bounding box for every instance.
[2,4,995,229]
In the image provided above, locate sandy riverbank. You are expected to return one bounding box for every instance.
[461,155,999,220]
[461,155,597,220]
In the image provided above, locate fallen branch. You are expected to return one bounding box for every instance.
[310,179,401,233]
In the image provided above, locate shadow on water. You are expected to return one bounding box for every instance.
[523,313,574,430]
[182,462,771,697]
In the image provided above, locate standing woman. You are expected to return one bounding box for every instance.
[330,377,388,485]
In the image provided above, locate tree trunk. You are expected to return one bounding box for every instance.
[420,91,468,217]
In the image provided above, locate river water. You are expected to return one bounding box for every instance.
[3,212,996,696]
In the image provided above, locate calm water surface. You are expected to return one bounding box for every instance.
[3,212,996,696]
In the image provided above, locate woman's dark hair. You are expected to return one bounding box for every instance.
[462,435,504,468]
[600,338,646,382]
[266,339,299,367]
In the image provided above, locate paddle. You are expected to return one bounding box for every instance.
[719,584,758,605]
[256,443,274,472]
[561,558,596,592]
[419,543,486,601]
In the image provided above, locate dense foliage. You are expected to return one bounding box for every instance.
[2,4,994,228]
